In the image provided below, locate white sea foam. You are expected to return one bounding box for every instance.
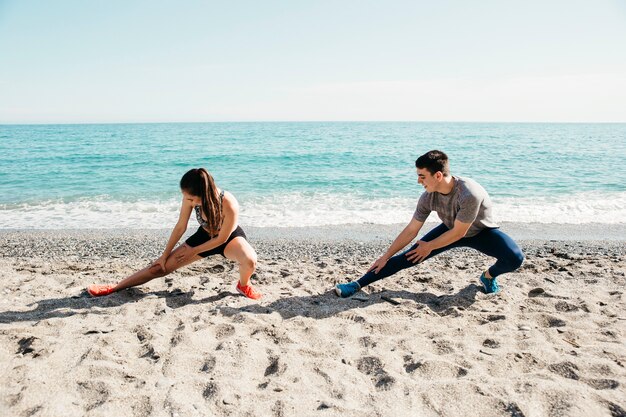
[0,192,624,229]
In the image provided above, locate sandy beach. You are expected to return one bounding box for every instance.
[0,226,624,417]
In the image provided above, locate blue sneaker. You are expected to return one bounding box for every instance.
[480,272,500,294]
[335,281,361,298]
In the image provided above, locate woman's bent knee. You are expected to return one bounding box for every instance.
[243,256,256,271]
[149,264,167,278]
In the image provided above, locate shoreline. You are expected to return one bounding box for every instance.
[0,226,624,262]
[1,221,625,243]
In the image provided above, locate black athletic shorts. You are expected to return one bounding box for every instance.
[185,225,247,258]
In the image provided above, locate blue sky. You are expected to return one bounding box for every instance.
[1,0,625,123]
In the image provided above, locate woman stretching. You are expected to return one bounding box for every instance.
[87,168,262,300]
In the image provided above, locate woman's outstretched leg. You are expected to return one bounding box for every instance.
[88,244,202,296]
[223,237,261,299]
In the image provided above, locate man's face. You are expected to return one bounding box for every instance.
[417,168,439,191]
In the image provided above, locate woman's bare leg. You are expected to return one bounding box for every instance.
[223,237,257,286]
[113,244,202,291]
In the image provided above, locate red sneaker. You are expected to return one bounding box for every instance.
[87,284,116,297]
[236,282,262,300]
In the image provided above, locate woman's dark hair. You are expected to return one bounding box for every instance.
[180,168,223,232]
[415,150,450,176]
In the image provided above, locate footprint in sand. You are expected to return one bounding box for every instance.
[170,332,184,347]
[169,320,187,347]
[356,356,395,390]
[584,379,619,390]
[548,361,579,380]
[403,355,468,378]
[485,314,507,322]
[359,336,377,348]
[134,325,152,343]
[134,325,160,362]
[214,323,236,339]
[272,399,285,417]
[607,402,626,417]
[543,390,573,417]
[140,345,160,362]
[207,264,226,274]
[547,361,619,390]
[22,405,43,416]
[254,353,288,394]
[313,366,336,392]
[16,336,37,355]
[403,355,422,373]
[538,314,566,328]
[483,338,500,349]
[504,402,526,417]
[528,287,547,297]
[251,326,291,345]
[131,396,153,417]
[77,380,110,411]
[200,355,216,373]
[264,354,285,377]
[432,339,455,354]
[339,312,367,323]
[509,352,543,373]
[554,301,579,312]
[203,382,219,400]
[16,336,48,358]
[5,386,24,407]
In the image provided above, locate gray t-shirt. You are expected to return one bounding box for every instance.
[413,176,498,237]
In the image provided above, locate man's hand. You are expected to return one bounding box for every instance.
[405,240,432,264]
[367,256,389,274]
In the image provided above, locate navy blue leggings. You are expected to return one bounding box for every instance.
[356,224,524,288]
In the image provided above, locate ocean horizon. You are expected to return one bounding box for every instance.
[1,122,624,229]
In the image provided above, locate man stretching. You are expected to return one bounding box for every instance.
[335,150,524,298]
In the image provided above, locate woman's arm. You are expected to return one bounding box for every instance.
[159,198,193,258]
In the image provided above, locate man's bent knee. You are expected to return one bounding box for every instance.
[507,250,524,272]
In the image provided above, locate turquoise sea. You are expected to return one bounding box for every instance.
[0,122,625,228]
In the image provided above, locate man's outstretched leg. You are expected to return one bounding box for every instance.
[335,224,451,297]
[334,249,415,297]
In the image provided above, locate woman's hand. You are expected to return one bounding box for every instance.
[150,255,168,274]
[174,245,196,263]
[367,256,389,274]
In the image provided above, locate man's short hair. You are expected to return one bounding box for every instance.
[415,150,450,176]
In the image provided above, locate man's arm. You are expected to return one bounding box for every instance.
[405,219,471,263]
[369,218,424,274]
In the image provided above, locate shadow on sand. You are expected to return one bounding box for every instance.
[217,284,482,320]
[0,284,482,324]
